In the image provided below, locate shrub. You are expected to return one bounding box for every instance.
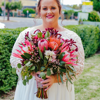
[88,11,100,22]
[74,12,78,16]
[23,8,36,16]
[64,25,99,58]
[64,10,74,19]
[0,27,26,93]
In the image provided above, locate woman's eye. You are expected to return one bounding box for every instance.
[51,7,56,9]
[43,8,47,10]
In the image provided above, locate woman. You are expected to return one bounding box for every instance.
[10,0,84,100]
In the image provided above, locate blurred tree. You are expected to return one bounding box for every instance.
[90,0,100,13]
[2,1,22,20]
[23,8,36,17]
[72,4,82,10]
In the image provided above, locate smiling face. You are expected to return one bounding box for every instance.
[39,0,60,25]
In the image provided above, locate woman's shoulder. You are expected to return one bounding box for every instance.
[60,28,80,39]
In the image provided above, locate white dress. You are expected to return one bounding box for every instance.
[10,27,84,100]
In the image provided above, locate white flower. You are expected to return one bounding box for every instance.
[44,50,56,62]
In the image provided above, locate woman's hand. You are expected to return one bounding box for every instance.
[41,75,56,91]
[35,72,43,82]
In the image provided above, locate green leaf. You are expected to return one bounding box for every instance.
[37,32,42,38]
[44,58,47,65]
[57,73,60,85]
[12,68,16,74]
[40,72,46,79]
[60,68,66,73]
[24,53,31,59]
[60,74,64,84]
[69,65,76,72]
[30,66,35,70]
[21,55,27,59]
[44,47,46,51]
[66,80,68,89]
[60,61,65,66]
[29,75,32,79]
[47,68,51,76]
[38,49,43,59]
[25,61,33,67]
[40,66,45,71]
[23,80,26,85]
[66,73,73,84]
[24,60,28,64]
[45,31,50,38]
[69,71,74,75]
[58,52,65,60]
[17,63,21,68]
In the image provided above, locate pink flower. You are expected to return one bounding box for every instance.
[42,34,45,38]
[38,39,48,52]
[34,35,38,39]
[62,51,77,66]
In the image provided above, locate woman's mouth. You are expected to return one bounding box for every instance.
[46,15,54,19]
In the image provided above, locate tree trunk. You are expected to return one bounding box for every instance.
[7,9,10,21]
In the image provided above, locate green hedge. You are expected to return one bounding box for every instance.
[0,27,26,93]
[64,25,100,58]
[0,25,99,93]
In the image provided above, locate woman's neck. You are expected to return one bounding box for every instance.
[42,22,60,30]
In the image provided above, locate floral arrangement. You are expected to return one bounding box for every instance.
[12,28,78,99]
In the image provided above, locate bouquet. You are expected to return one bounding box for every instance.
[12,28,78,99]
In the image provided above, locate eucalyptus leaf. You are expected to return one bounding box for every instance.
[40,66,45,71]
[40,72,46,79]
[23,80,26,85]
[12,68,16,74]
[47,68,51,76]
[25,61,33,67]
[17,63,21,68]
[29,75,32,79]
[24,60,28,64]
[30,66,35,70]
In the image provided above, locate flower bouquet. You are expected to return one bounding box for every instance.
[12,28,78,99]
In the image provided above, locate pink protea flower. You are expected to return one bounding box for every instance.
[62,51,78,66]
[38,39,48,53]
[13,40,33,59]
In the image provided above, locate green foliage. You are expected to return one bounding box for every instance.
[64,10,75,19]
[64,25,100,58]
[23,8,36,16]
[90,0,100,12]
[2,1,22,10]
[88,11,100,22]
[2,1,22,20]
[0,27,26,93]
[74,12,78,16]
[0,7,2,16]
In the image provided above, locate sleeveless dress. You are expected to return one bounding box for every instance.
[10,27,84,100]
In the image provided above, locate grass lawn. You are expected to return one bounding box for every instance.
[0,54,100,100]
[74,54,100,100]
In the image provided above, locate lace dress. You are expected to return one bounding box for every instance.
[10,27,84,100]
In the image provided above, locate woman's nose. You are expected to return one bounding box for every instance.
[47,9,52,13]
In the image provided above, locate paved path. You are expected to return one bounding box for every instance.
[0,17,78,29]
